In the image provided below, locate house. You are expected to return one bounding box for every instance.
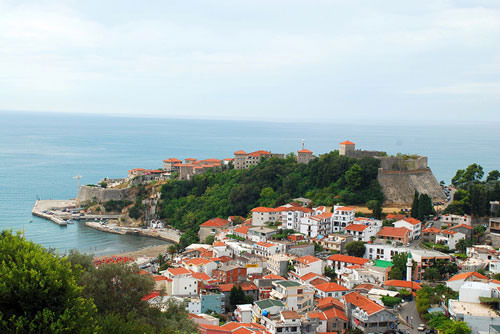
[267,254,291,277]
[393,218,422,240]
[409,249,452,281]
[260,310,318,334]
[198,322,268,334]
[252,299,286,324]
[278,206,314,230]
[441,214,472,227]
[270,280,315,313]
[422,227,442,243]
[187,292,225,314]
[327,254,370,276]
[212,265,247,284]
[251,207,280,226]
[234,304,253,323]
[199,218,231,242]
[339,263,388,289]
[308,307,348,333]
[384,280,422,292]
[386,214,406,221]
[344,223,379,242]
[183,258,218,276]
[188,313,220,327]
[364,243,408,261]
[162,267,199,296]
[233,225,250,239]
[343,292,397,333]
[235,253,265,275]
[290,255,324,277]
[162,158,182,171]
[332,206,355,232]
[446,271,489,291]
[436,229,466,250]
[287,244,315,257]
[299,212,333,238]
[447,224,473,241]
[297,272,329,287]
[254,276,286,300]
[376,226,410,245]
[253,241,280,258]
[316,234,353,253]
[233,150,284,170]
[248,226,277,242]
[313,282,349,299]
[297,148,314,164]
[218,283,259,310]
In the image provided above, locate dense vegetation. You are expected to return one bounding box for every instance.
[410,191,435,221]
[0,231,197,333]
[158,152,384,246]
[446,164,500,217]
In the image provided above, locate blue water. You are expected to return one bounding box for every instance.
[1,111,499,254]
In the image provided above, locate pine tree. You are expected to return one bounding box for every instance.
[411,190,419,219]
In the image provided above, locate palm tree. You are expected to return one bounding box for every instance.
[168,244,177,260]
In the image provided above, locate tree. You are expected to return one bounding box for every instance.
[388,267,403,280]
[389,252,408,280]
[345,163,363,190]
[80,262,154,316]
[168,244,177,259]
[345,241,366,257]
[259,187,278,207]
[366,200,382,219]
[411,190,420,219]
[455,239,472,254]
[0,230,97,333]
[205,235,215,245]
[381,295,402,307]
[229,285,252,310]
[423,267,441,282]
[487,170,500,182]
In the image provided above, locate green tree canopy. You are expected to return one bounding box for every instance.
[345,241,366,257]
[0,231,97,333]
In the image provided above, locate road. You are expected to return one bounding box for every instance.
[397,300,423,334]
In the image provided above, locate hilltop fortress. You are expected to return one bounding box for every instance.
[339,141,445,206]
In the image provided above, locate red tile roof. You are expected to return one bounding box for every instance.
[234,226,250,235]
[327,254,370,265]
[298,149,313,153]
[153,275,168,281]
[447,271,488,282]
[263,274,286,280]
[295,255,321,265]
[213,241,226,246]
[386,214,406,220]
[316,296,345,310]
[309,308,348,321]
[191,272,212,281]
[448,224,473,230]
[377,226,410,238]
[248,150,271,157]
[340,141,355,145]
[218,282,258,292]
[141,291,160,301]
[184,257,214,266]
[384,280,422,290]
[345,224,369,232]
[277,206,314,213]
[167,267,191,276]
[314,282,348,292]
[354,283,375,291]
[200,218,229,227]
[255,241,276,248]
[336,206,355,211]
[423,227,442,234]
[402,217,422,226]
[343,292,384,315]
[163,158,182,163]
[251,207,278,213]
[234,150,247,155]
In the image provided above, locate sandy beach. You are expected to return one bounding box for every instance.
[101,244,173,260]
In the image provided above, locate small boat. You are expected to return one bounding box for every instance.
[67,220,74,224]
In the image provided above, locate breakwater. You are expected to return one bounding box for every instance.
[85,221,181,243]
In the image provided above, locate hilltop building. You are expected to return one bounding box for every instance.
[233,150,284,170]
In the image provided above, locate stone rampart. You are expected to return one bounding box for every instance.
[377,168,445,205]
[77,185,132,203]
[378,156,428,171]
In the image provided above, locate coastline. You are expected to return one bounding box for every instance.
[101,244,173,260]
[84,221,181,244]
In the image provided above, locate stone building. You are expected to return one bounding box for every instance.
[233,150,284,170]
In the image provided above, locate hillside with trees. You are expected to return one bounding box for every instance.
[158,151,384,246]
[445,163,500,217]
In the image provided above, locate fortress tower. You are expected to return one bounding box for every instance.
[339,141,355,156]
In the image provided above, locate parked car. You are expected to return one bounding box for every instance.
[418,324,426,331]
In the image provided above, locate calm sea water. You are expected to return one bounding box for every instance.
[1,111,499,254]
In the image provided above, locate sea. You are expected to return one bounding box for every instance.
[1,111,499,255]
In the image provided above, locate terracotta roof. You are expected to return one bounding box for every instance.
[441,229,457,235]
[340,140,355,145]
[310,277,330,286]
[255,241,276,248]
[213,241,226,246]
[278,206,314,213]
[354,283,375,291]
[315,282,348,292]
[402,217,422,226]
[327,254,370,265]
[386,214,406,220]
[167,267,191,276]
[184,257,213,266]
[234,226,250,235]
[248,150,271,157]
[190,272,212,281]
[343,292,384,315]
[377,226,410,238]
[153,275,168,281]
[200,218,229,227]
[141,291,160,301]
[335,206,355,211]
[298,149,313,153]
[384,280,422,290]
[251,207,278,213]
[163,158,182,162]
[423,227,442,234]
[447,271,488,282]
[185,158,197,161]
[295,255,321,265]
[300,272,321,281]
[263,274,286,280]
[345,224,369,232]
[449,224,473,230]
[312,212,333,220]
[234,150,247,155]
[308,308,348,321]
[218,282,258,292]
[281,311,300,319]
[316,296,345,310]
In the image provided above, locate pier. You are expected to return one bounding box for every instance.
[32,200,120,226]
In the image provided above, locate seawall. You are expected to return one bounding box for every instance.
[85,222,181,244]
[77,185,131,203]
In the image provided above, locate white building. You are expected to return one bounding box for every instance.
[183,258,218,276]
[344,223,379,242]
[313,282,349,299]
[253,241,280,258]
[327,254,370,276]
[270,280,315,313]
[162,267,199,296]
[441,214,472,226]
[291,255,324,277]
[234,304,253,323]
[393,217,422,240]
[278,206,314,230]
[436,229,466,250]
[251,207,279,226]
[299,213,332,238]
[332,206,355,232]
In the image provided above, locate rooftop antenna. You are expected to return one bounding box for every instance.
[73,175,82,196]
[301,139,305,150]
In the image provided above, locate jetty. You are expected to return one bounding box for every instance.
[32,200,120,226]
[84,221,181,243]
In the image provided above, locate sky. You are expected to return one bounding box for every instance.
[0,0,499,122]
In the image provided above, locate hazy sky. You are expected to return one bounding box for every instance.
[1,0,499,122]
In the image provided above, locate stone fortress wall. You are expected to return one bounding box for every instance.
[340,141,445,205]
[77,185,132,203]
